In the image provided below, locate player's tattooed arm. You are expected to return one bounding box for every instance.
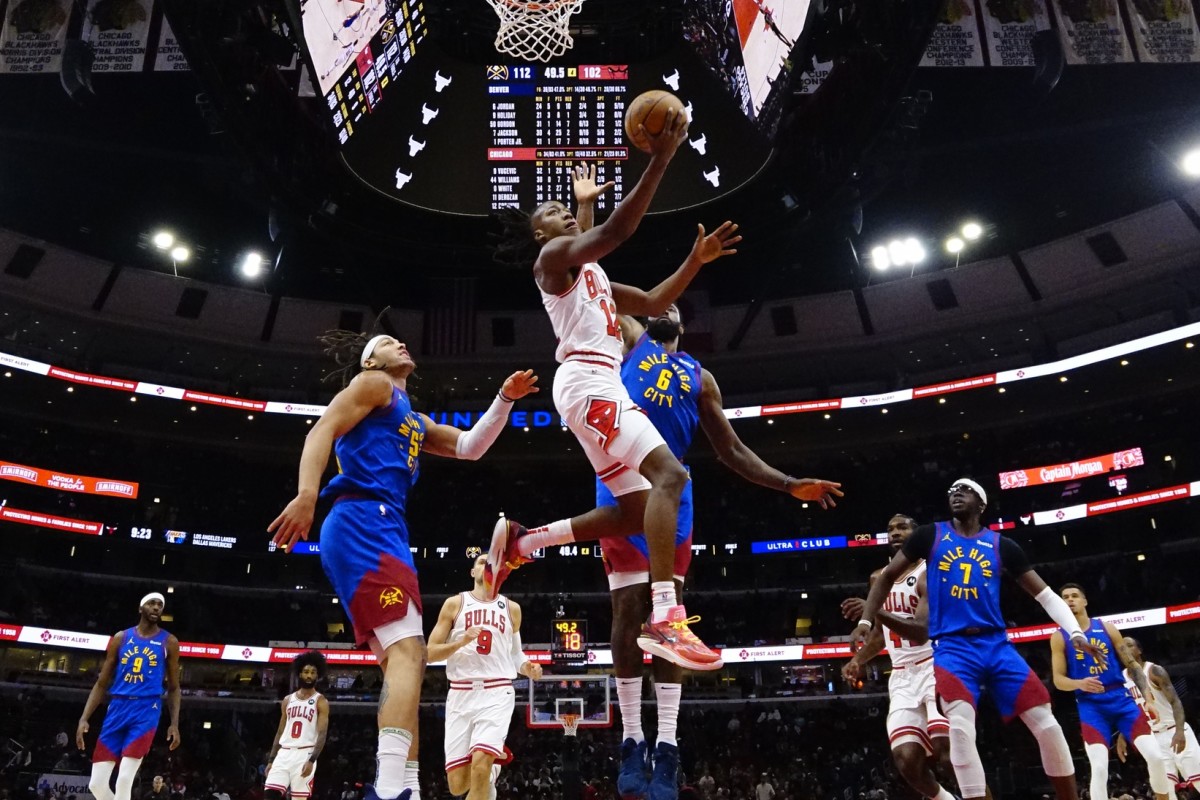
[1106,621,1150,698]
[266,698,288,767]
[76,632,122,750]
[1148,663,1188,750]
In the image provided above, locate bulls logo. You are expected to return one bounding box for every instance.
[583,397,621,450]
[379,586,405,609]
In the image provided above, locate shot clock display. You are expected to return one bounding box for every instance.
[551,618,589,666]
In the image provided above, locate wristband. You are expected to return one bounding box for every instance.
[498,391,515,403]
[856,619,874,630]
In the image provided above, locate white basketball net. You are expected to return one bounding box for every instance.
[485,0,585,63]
[560,713,581,737]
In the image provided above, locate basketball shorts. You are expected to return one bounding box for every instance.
[1077,687,1152,746]
[552,361,665,497]
[320,498,424,649]
[1155,723,1200,784]
[887,657,950,754]
[265,747,316,798]
[596,475,693,590]
[444,680,517,771]
[933,631,1050,721]
[94,696,159,762]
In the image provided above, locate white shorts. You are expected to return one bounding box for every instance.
[265,747,316,798]
[444,680,517,771]
[1155,723,1200,784]
[368,599,424,662]
[887,658,949,754]
[552,361,662,497]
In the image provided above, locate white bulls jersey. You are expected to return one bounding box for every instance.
[540,262,624,367]
[882,561,932,668]
[278,691,322,747]
[1124,662,1176,733]
[445,592,521,681]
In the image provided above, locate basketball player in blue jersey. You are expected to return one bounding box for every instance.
[269,331,539,800]
[77,593,180,800]
[1050,584,1170,800]
[852,479,1105,800]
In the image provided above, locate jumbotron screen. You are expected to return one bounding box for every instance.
[294,5,771,216]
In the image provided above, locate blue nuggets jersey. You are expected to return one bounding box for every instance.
[620,332,701,459]
[1063,618,1122,692]
[110,627,168,698]
[321,386,425,513]
[928,522,1005,638]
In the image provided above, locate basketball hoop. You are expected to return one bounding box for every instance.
[559,713,581,737]
[485,0,584,63]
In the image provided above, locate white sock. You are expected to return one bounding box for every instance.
[616,677,644,743]
[113,757,142,800]
[403,759,421,800]
[518,519,573,555]
[654,683,681,747]
[650,582,676,623]
[932,788,957,800]
[375,727,413,799]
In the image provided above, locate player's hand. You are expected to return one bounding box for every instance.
[75,720,88,751]
[787,478,844,509]
[1076,677,1105,694]
[1072,634,1108,669]
[301,761,314,778]
[840,598,865,622]
[1115,733,1128,762]
[643,108,689,160]
[500,370,539,401]
[688,221,741,266]
[464,626,483,641]
[523,662,544,680]
[849,622,871,653]
[167,724,181,751]
[268,493,316,553]
[572,162,614,205]
[841,659,862,683]
[1172,729,1186,753]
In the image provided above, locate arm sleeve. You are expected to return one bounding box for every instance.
[999,536,1032,577]
[1035,587,1083,637]
[901,524,935,561]
[511,630,525,669]
[454,394,514,461]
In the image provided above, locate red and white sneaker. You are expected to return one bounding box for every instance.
[636,606,723,671]
[482,516,532,601]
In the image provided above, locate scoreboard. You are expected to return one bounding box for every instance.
[486,63,630,215]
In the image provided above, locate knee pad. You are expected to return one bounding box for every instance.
[944,701,987,798]
[1020,705,1074,778]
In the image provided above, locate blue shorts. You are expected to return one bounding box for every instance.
[933,631,1050,721]
[596,475,693,585]
[95,696,159,762]
[320,498,423,647]
[1077,687,1151,746]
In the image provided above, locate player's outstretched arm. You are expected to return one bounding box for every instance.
[610,221,741,317]
[1014,566,1106,667]
[696,369,842,508]
[165,635,181,750]
[538,111,688,273]
[76,632,121,750]
[572,161,614,233]
[268,371,393,552]
[265,698,288,773]
[851,550,916,651]
[1105,621,1151,699]
[303,695,330,777]
[1148,663,1188,751]
[419,370,539,460]
[841,624,884,684]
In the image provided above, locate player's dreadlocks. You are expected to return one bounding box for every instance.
[292,649,328,680]
[492,206,539,269]
[317,306,392,388]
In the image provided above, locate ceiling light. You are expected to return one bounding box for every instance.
[962,222,983,240]
[904,237,926,264]
[870,246,890,270]
[1183,147,1200,177]
[1120,359,1128,366]
[888,240,908,267]
[240,252,264,278]
[945,236,964,254]
[152,231,174,250]
[169,246,190,262]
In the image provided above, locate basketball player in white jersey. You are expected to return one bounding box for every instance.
[842,514,957,800]
[489,112,752,670]
[1119,637,1200,798]
[428,555,543,800]
[265,652,330,800]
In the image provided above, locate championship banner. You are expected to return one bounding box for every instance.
[921,0,987,66]
[980,0,1052,65]
[151,14,187,71]
[1050,0,1136,62]
[0,0,73,73]
[1123,0,1199,61]
[794,55,834,94]
[998,447,1144,489]
[82,0,152,72]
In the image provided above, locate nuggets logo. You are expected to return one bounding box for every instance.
[379,587,405,609]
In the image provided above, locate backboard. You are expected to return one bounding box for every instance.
[526,672,612,729]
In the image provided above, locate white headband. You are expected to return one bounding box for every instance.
[951,478,988,506]
[140,592,165,609]
[360,335,391,367]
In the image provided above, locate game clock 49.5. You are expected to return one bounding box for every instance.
[551,619,588,665]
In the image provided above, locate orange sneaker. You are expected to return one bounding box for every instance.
[482,516,532,601]
[636,606,723,671]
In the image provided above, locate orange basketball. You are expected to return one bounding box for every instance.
[624,90,685,153]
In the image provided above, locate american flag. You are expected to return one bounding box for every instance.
[423,277,477,356]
